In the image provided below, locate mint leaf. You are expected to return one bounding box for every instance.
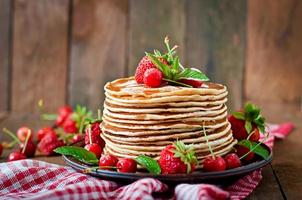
[54,146,99,165]
[135,155,161,175]
[232,112,245,120]
[174,68,209,81]
[238,140,270,159]
[245,121,252,133]
[146,53,171,79]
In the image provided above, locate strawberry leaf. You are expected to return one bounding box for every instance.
[54,146,99,165]
[135,155,161,175]
[245,121,252,133]
[232,112,245,120]
[146,53,171,79]
[174,68,209,81]
[238,140,270,159]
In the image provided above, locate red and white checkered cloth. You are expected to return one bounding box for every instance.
[0,123,294,200]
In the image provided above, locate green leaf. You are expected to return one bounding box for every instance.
[172,56,180,72]
[146,53,171,79]
[174,68,209,81]
[238,140,270,159]
[232,112,245,120]
[135,155,161,175]
[41,114,58,121]
[245,121,252,133]
[54,146,99,165]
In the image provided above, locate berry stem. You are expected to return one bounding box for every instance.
[98,109,101,120]
[239,132,270,160]
[79,115,86,133]
[2,128,21,144]
[88,124,92,144]
[83,166,117,173]
[246,129,256,140]
[162,78,192,88]
[202,123,215,159]
[21,129,31,154]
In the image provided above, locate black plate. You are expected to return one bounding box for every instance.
[62,143,272,186]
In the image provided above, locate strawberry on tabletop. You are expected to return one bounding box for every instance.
[37,127,56,142]
[37,133,64,156]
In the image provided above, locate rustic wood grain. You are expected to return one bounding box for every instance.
[266,110,302,200]
[245,0,302,116]
[0,0,12,113]
[69,0,128,111]
[128,0,185,75]
[186,0,246,110]
[247,166,283,200]
[11,0,69,113]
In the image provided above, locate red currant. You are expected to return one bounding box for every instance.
[8,152,26,162]
[17,127,33,142]
[224,153,241,169]
[84,143,103,158]
[99,154,119,169]
[203,155,226,172]
[116,158,137,173]
[19,141,36,158]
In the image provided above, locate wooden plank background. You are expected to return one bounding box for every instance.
[0,0,301,118]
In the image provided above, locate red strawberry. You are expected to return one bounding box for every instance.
[116,158,137,173]
[55,115,66,127]
[63,117,78,133]
[143,68,163,88]
[158,141,198,174]
[99,154,119,168]
[179,79,203,88]
[236,146,255,162]
[228,115,248,140]
[203,155,226,172]
[56,106,72,127]
[19,141,36,158]
[17,127,33,142]
[224,153,241,169]
[8,152,26,162]
[37,127,56,142]
[58,106,72,118]
[135,56,156,84]
[84,122,105,148]
[37,133,64,156]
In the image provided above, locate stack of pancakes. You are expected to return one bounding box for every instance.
[101,77,237,168]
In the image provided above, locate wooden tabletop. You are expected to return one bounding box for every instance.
[0,113,301,200]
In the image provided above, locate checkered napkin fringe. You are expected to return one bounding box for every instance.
[0,123,294,200]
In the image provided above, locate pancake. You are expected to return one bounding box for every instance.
[101,77,237,171]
